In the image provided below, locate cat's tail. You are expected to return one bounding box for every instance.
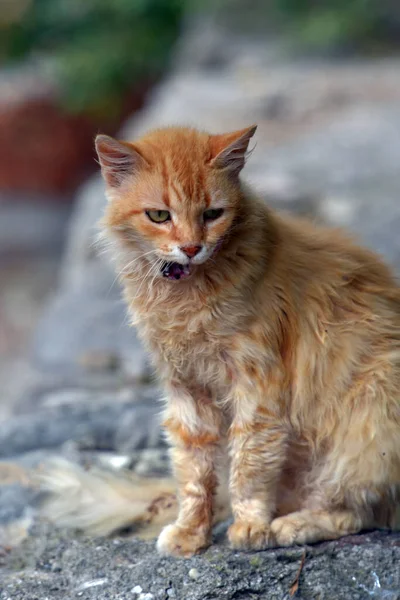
[38,459,230,539]
[38,458,178,539]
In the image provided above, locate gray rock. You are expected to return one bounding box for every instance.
[0,394,162,458]
[114,403,165,454]
[260,104,400,270]
[0,196,70,256]
[32,285,150,382]
[58,177,108,291]
[1,526,399,599]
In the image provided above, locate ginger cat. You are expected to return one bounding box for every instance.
[94,125,400,558]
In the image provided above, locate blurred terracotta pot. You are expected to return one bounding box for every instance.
[0,74,150,198]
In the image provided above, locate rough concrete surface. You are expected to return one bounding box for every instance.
[1,527,400,600]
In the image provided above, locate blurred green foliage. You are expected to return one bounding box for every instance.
[271,0,400,50]
[214,0,400,52]
[1,0,399,119]
[1,0,185,117]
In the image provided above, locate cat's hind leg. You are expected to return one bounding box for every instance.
[270,508,364,546]
[271,365,400,547]
[271,440,399,546]
[271,482,399,546]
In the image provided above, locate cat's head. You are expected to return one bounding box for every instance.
[96,125,256,281]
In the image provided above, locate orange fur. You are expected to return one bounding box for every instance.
[96,125,400,557]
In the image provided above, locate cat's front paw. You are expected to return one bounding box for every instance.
[228,520,274,550]
[157,523,210,558]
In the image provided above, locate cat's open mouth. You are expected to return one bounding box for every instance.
[161,261,192,281]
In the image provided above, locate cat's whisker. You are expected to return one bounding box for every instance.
[104,250,158,298]
[131,258,162,302]
[91,230,108,249]
[148,258,165,294]
[120,249,158,273]
[118,250,159,278]
[119,305,133,330]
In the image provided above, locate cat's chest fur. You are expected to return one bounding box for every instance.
[136,292,240,389]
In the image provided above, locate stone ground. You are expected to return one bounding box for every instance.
[1,527,400,600]
[1,20,400,600]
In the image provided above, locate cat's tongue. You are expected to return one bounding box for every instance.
[161,261,191,281]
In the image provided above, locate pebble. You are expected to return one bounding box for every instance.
[131,586,154,599]
[132,586,142,594]
[188,568,200,580]
[77,578,108,591]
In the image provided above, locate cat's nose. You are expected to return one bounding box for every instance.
[181,244,202,258]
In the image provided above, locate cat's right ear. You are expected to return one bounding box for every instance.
[95,134,146,188]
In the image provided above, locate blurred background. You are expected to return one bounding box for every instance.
[1,0,400,547]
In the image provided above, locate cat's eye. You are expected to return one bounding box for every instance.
[146,210,171,223]
[204,208,224,221]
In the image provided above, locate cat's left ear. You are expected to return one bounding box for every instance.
[209,125,257,175]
